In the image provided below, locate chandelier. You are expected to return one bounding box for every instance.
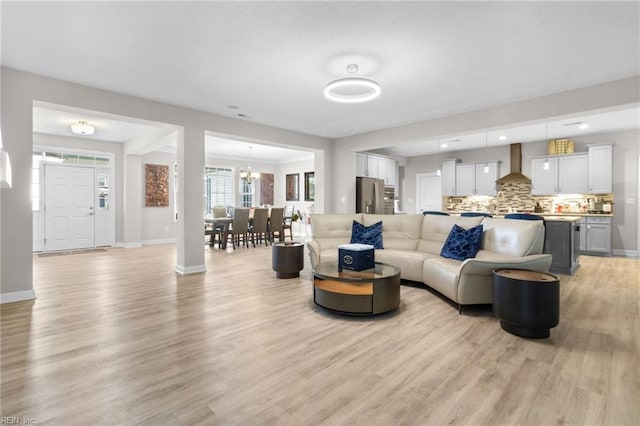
[240,145,260,182]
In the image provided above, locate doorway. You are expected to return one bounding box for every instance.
[416,172,442,213]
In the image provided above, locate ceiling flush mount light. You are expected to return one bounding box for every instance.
[579,123,589,130]
[499,135,507,141]
[324,64,381,103]
[70,120,95,135]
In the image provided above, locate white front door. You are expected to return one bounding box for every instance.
[44,164,95,251]
[416,172,442,213]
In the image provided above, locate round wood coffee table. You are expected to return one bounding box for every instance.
[312,262,400,315]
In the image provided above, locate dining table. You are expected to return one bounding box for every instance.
[205,217,233,249]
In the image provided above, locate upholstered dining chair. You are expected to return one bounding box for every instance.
[283,205,294,241]
[228,208,250,249]
[249,208,269,247]
[268,207,285,243]
[209,207,229,248]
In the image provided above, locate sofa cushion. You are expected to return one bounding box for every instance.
[351,220,383,249]
[361,214,423,251]
[310,213,361,251]
[440,224,483,261]
[480,217,545,257]
[417,215,484,255]
[374,249,435,282]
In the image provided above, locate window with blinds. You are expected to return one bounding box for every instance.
[204,167,233,214]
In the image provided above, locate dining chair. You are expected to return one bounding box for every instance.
[283,205,294,241]
[209,207,229,248]
[249,208,269,247]
[268,207,285,243]
[227,208,250,249]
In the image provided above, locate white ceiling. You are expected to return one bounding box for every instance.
[4,2,640,157]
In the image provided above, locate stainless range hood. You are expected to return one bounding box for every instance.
[496,143,531,184]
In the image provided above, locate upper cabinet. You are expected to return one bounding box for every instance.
[588,144,613,193]
[356,153,396,186]
[531,153,588,195]
[455,162,500,196]
[441,159,459,196]
[378,157,397,186]
[356,153,367,177]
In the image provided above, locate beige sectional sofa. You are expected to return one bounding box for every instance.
[307,213,552,311]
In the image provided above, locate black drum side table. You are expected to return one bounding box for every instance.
[492,269,560,338]
[272,242,304,278]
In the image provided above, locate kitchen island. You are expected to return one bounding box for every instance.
[542,215,582,275]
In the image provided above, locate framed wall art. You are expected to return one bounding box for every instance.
[286,173,299,201]
[304,171,315,201]
[260,173,274,205]
[145,164,170,207]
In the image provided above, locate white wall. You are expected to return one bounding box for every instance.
[0,67,332,302]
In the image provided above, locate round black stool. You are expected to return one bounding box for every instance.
[492,269,560,338]
[272,242,304,279]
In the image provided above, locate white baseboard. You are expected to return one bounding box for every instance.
[175,264,206,275]
[1,289,36,304]
[122,242,143,249]
[612,249,639,258]
[142,238,176,246]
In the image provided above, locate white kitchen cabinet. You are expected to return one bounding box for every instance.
[356,153,367,177]
[531,157,558,195]
[378,157,397,186]
[588,144,613,193]
[475,162,500,195]
[531,154,587,195]
[455,164,476,196]
[356,153,396,185]
[367,155,379,179]
[558,154,588,193]
[441,159,459,196]
[455,162,500,196]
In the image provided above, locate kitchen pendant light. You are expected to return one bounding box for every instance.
[436,139,442,176]
[543,123,550,170]
[483,132,490,173]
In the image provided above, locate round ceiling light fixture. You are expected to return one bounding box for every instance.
[324,64,381,103]
[70,120,95,135]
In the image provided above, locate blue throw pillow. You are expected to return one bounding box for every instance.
[350,220,383,249]
[440,224,483,261]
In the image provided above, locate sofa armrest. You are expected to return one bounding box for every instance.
[459,254,552,276]
[455,254,552,305]
[306,239,321,267]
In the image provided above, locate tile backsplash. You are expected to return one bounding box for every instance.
[443,180,613,214]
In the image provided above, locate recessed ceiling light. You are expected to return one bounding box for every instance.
[499,135,507,141]
[440,143,448,148]
[579,124,589,129]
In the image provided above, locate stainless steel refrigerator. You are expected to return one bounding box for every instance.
[356,177,390,214]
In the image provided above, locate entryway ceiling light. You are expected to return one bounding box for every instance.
[324,64,381,103]
[70,120,95,135]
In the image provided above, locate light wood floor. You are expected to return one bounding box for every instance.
[1,244,639,425]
